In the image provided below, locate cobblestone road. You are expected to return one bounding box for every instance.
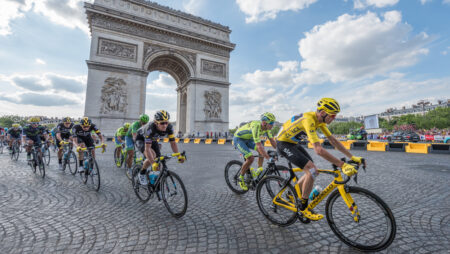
[0,142,449,253]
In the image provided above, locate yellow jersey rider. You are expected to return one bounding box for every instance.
[276,98,364,221]
[233,112,277,191]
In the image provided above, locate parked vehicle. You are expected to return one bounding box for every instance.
[402,132,420,142]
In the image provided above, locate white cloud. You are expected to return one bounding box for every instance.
[1,0,33,36]
[420,0,432,4]
[298,11,431,83]
[35,58,46,65]
[236,0,318,23]
[147,73,177,89]
[353,0,399,9]
[443,0,450,4]
[182,0,206,15]
[0,0,93,36]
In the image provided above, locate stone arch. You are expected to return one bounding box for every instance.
[83,0,234,136]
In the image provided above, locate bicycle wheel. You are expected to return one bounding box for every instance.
[224,160,247,194]
[161,170,188,218]
[326,186,396,252]
[256,175,298,227]
[38,156,45,178]
[86,159,101,191]
[132,165,152,202]
[113,147,123,168]
[12,144,19,161]
[29,152,37,173]
[0,143,3,154]
[66,151,78,175]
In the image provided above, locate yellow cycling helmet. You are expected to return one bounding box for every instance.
[12,123,20,128]
[29,117,41,123]
[81,117,91,127]
[63,117,71,123]
[317,98,340,115]
[123,122,131,129]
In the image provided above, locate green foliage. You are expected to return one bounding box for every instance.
[380,107,449,131]
[229,127,237,136]
[0,115,28,128]
[328,121,363,134]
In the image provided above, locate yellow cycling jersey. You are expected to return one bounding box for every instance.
[276,111,332,144]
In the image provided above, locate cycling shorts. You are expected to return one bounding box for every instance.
[277,140,313,169]
[233,136,257,159]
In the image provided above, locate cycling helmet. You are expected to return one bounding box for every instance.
[154,110,170,121]
[261,112,276,122]
[12,123,20,128]
[29,117,40,123]
[139,114,149,124]
[63,117,71,123]
[317,98,340,115]
[81,117,91,127]
[123,122,131,129]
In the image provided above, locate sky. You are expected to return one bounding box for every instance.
[0,0,449,128]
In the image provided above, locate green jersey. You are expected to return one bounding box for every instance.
[126,121,142,137]
[115,127,128,137]
[234,120,273,143]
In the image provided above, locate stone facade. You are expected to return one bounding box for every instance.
[84,0,234,136]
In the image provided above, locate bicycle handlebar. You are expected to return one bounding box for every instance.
[156,151,186,162]
[78,144,107,153]
[333,158,366,185]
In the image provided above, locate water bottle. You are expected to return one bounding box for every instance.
[149,171,160,185]
[84,160,89,169]
[63,153,68,160]
[309,185,322,200]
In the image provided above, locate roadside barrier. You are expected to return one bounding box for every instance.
[163,138,169,143]
[194,138,201,144]
[387,143,406,152]
[339,140,355,150]
[175,138,180,143]
[367,142,386,152]
[184,138,190,143]
[429,144,450,154]
[264,140,271,147]
[406,143,429,154]
[218,139,226,145]
[205,139,213,144]
[351,141,367,150]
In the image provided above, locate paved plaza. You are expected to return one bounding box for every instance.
[0,142,449,253]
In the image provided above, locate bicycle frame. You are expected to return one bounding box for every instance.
[272,164,361,222]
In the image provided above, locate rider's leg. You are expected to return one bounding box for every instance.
[125,136,134,169]
[240,155,254,175]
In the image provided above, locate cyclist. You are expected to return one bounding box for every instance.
[125,114,149,177]
[114,122,130,166]
[22,117,49,160]
[276,98,364,221]
[135,110,185,185]
[233,112,277,191]
[7,123,22,152]
[55,117,74,170]
[72,117,105,173]
[0,126,5,145]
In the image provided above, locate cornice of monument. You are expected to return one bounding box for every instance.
[86,1,235,52]
[127,0,231,32]
[86,60,149,76]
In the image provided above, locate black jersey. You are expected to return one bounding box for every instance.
[23,124,47,138]
[137,122,175,144]
[56,122,74,138]
[8,128,22,137]
[71,124,100,138]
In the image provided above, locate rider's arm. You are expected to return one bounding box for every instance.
[255,142,270,159]
[144,143,155,163]
[56,133,62,142]
[169,140,179,154]
[269,137,277,149]
[327,135,353,159]
[312,142,344,167]
[251,122,270,159]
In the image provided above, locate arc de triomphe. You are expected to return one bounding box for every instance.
[83,0,235,136]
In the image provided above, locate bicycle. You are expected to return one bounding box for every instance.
[77,144,106,191]
[60,141,78,175]
[255,157,396,252]
[10,139,20,161]
[0,138,4,154]
[27,143,45,178]
[132,151,188,218]
[224,150,289,194]
[113,143,126,168]
[124,144,144,180]
[41,141,51,166]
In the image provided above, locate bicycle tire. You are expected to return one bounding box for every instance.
[43,147,50,166]
[87,159,101,191]
[67,151,78,175]
[38,156,45,178]
[325,186,396,252]
[29,152,37,173]
[0,143,3,154]
[161,170,188,218]
[256,175,298,227]
[224,160,248,195]
[132,165,151,202]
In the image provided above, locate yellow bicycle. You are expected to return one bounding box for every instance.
[255,158,396,252]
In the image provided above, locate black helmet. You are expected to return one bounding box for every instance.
[154,110,170,121]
